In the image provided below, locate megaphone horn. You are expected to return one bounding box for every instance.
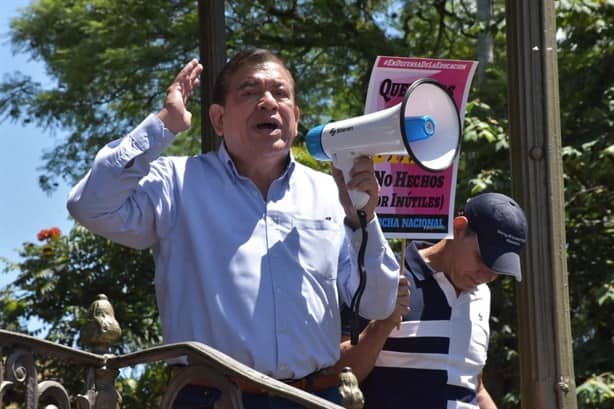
[306,78,461,209]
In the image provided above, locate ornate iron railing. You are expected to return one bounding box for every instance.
[0,295,363,409]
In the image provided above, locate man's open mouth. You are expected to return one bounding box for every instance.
[256,121,280,131]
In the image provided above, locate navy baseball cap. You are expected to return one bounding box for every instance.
[463,192,528,281]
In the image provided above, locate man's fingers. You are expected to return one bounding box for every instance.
[178,59,200,78]
[170,59,203,94]
[159,59,203,134]
[392,276,411,329]
[188,63,204,86]
[331,166,343,182]
[170,61,204,105]
[331,166,354,207]
[349,156,375,175]
[398,276,410,311]
[399,276,410,291]
[346,174,379,196]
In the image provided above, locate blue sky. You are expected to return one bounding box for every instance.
[0,0,73,289]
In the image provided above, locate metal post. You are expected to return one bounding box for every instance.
[504,1,577,408]
[476,0,493,84]
[198,0,226,153]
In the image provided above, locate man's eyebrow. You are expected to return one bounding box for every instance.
[271,79,289,87]
[237,78,260,90]
[237,78,291,92]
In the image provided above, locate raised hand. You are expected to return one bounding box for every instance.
[157,59,204,135]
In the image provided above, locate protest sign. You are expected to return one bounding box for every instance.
[365,56,478,239]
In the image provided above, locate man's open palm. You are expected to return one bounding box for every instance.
[157,59,204,134]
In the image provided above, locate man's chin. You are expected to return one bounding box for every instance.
[269,136,294,151]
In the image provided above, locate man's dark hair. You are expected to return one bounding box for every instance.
[212,48,296,105]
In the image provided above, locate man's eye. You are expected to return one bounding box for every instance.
[275,90,290,98]
[241,87,259,96]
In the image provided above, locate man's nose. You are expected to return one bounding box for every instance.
[259,91,278,110]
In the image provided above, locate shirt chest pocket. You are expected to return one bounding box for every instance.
[275,215,341,282]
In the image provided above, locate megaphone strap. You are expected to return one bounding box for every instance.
[349,209,369,346]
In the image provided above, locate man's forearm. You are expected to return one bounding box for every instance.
[477,374,498,409]
[67,115,176,248]
[347,218,400,320]
[333,318,398,382]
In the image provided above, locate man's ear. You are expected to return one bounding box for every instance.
[453,216,469,236]
[209,104,225,136]
[293,105,301,134]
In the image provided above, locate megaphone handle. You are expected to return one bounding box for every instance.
[333,151,370,209]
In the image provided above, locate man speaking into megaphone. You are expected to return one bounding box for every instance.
[67,48,403,408]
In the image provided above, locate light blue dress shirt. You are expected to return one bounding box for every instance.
[67,114,399,379]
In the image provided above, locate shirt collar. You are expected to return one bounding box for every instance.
[406,241,482,296]
[216,142,239,181]
[405,241,437,281]
[216,142,296,184]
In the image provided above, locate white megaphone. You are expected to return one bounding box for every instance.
[306,78,461,209]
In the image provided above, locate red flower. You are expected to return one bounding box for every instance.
[37,227,62,241]
[37,229,48,241]
[49,227,61,238]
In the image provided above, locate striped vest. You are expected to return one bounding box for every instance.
[359,242,491,409]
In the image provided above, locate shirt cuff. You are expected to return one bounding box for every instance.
[347,216,387,255]
[110,114,177,167]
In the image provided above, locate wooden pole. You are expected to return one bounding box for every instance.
[504,1,577,408]
[198,0,226,153]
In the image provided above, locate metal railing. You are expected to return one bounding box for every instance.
[0,294,363,409]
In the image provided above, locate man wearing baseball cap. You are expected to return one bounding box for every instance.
[335,192,528,409]
[463,192,528,282]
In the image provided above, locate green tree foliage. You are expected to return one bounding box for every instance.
[0,0,203,190]
[1,224,161,403]
[8,225,159,348]
[557,2,614,408]
[0,0,612,408]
